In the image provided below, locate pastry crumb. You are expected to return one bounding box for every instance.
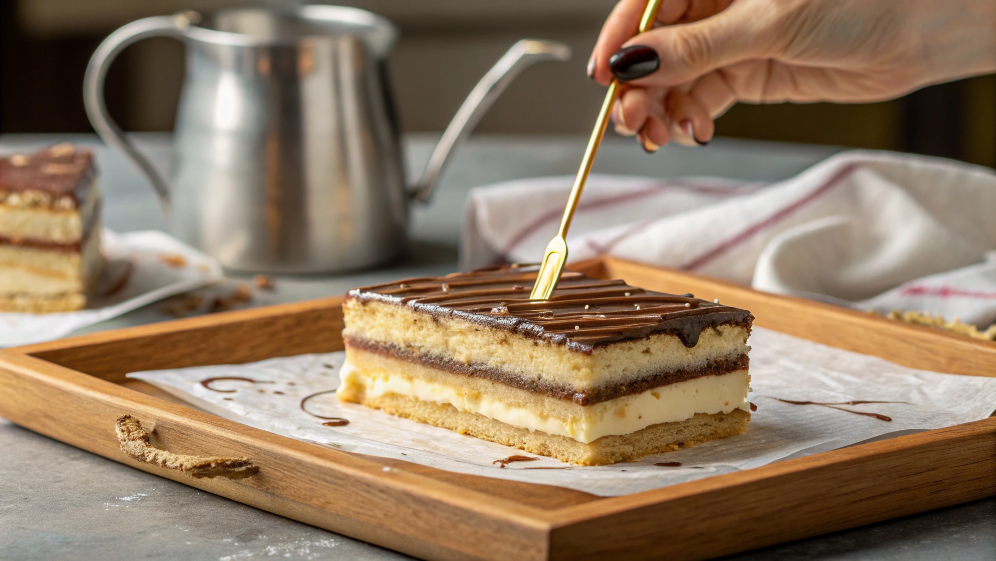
[160,292,204,317]
[871,309,996,341]
[158,253,187,268]
[253,275,275,290]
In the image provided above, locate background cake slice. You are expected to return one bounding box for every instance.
[0,144,102,313]
[340,265,753,465]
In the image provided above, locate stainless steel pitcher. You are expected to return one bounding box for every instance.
[84,6,569,273]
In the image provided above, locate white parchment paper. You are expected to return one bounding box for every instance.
[0,229,222,347]
[128,328,996,496]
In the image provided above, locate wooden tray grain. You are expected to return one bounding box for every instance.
[1,257,994,561]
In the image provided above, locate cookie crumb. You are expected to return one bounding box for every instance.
[253,275,275,290]
[158,254,187,268]
[873,309,996,341]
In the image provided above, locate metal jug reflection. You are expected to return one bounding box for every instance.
[84,6,569,273]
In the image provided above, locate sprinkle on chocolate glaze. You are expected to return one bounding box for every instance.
[0,145,96,205]
[348,264,752,352]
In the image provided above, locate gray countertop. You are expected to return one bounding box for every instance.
[1,133,993,560]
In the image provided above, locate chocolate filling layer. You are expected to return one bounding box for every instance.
[348,264,754,353]
[344,337,749,406]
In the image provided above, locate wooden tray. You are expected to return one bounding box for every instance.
[1,257,994,561]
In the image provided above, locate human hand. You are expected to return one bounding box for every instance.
[589,0,996,150]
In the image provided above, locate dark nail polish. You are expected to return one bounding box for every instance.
[587,55,596,79]
[609,45,659,81]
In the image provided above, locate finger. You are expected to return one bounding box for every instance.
[639,115,670,152]
[614,87,650,136]
[609,0,777,89]
[665,90,714,146]
[591,0,647,85]
[591,0,699,85]
[659,0,692,25]
[681,0,734,23]
[688,70,738,119]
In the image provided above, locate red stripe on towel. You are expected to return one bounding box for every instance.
[899,285,996,300]
[500,180,759,258]
[680,163,861,271]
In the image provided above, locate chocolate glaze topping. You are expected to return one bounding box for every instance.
[348,264,753,352]
[0,145,96,204]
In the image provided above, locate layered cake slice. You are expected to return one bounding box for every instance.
[0,144,103,312]
[339,265,753,465]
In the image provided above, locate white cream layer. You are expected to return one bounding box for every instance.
[340,360,750,443]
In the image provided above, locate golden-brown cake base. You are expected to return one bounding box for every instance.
[0,292,86,313]
[341,390,749,466]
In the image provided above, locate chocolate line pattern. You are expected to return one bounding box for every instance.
[763,397,907,422]
[350,264,752,350]
[493,455,538,468]
[200,376,273,393]
[300,389,349,426]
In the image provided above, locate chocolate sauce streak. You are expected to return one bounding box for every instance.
[200,376,272,393]
[299,389,348,425]
[492,455,537,468]
[348,265,753,351]
[654,462,682,467]
[765,397,903,422]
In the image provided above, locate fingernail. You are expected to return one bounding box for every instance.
[609,45,660,81]
[587,55,596,79]
[683,120,708,146]
[615,123,636,136]
[638,127,658,153]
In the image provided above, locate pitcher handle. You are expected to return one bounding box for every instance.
[411,39,571,203]
[83,12,198,214]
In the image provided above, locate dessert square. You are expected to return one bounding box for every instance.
[0,144,103,312]
[339,265,753,465]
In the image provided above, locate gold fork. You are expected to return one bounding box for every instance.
[530,0,664,300]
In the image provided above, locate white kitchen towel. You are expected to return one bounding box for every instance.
[0,229,222,347]
[462,150,996,328]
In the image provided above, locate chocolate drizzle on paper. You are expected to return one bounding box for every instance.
[300,389,348,426]
[200,376,272,393]
[764,397,904,422]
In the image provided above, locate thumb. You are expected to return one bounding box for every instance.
[610,4,776,88]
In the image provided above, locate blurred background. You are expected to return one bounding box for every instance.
[1,0,994,168]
